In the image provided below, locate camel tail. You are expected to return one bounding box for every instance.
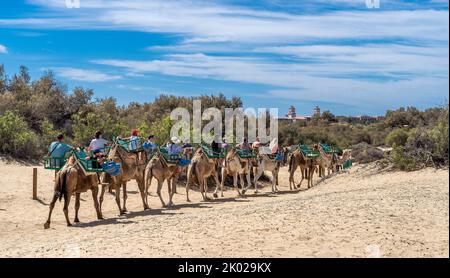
[56,170,68,202]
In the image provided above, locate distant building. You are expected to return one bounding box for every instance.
[277,106,311,123]
[313,106,321,117]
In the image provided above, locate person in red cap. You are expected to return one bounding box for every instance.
[129,129,139,150]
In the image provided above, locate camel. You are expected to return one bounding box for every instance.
[99,143,149,216]
[315,144,338,178]
[172,146,196,193]
[287,148,318,190]
[253,147,290,193]
[144,152,179,207]
[44,155,103,229]
[185,148,221,202]
[336,150,352,171]
[220,148,254,197]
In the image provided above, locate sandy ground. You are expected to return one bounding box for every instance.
[0,160,448,258]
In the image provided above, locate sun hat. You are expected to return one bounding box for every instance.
[171,136,181,144]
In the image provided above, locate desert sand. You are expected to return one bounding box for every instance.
[0,160,448,258]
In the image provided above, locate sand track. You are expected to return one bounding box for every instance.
[0,161,448,258]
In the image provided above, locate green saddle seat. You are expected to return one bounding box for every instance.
[116,138,145,153]
[159,147,181,164]
[319,143,334,154]
[299,145,320,158]
[43,156,67,170]
[74,151,104,172]
[201,144,226,158]
[236,148,255,158]
[343,159,353,169]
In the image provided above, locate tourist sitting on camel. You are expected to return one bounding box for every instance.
[48,134,74,167]
[87,130,109,166]
[237,137,251,150]
[167,136,183,155]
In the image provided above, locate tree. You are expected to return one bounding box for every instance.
[0,111,35,157]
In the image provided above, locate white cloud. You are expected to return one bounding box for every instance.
[0,44,7,54]
[53,67,122,82]
[2,1,447,44]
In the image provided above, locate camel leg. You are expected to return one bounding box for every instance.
[172,173,178,194]
[288,166,296,190]
[185,178,191,203]
[44,192,59,229]
[145,172,152,206]
[114,185,124,216]
[156,180,166,207]
[99,182,107,215]
[203,177,211,201]
[272,170,279,193]
[253,167,264,194]
[308,167,315,188]
[137,177,150,210]
[122,182,128,213]
[233,173,241,196]
[242,170,252,195]
[216,168,226,198]
[168,179,176,207]
[63,194,72,227]
[212,172,221,198]
[74,193,81,223]
[297,168,305,188]
[92,187,103,220]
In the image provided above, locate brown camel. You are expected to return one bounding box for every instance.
[99,143,149,216]
[253,147,289,193]
[287,148,317,189]
[185,148,220,202]
[171,146,196,193]
[336,150,352,171]
[144,152,179,207]
[315,144,338,178]
[220,147,253,197]
[44,155,103,229]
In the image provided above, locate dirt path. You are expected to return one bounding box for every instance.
[0,161,448,258]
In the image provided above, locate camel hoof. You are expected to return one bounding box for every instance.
[98,216,104,220]
[67,223,72,227]
[254,190,259,194]
[241,189,247,195]
[74,219,80,223]
[213,193,218,198]
[44,222,50,229]
[186,199,191,203]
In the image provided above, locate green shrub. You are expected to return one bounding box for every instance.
[385,128,409,147]
[0,111,37,158]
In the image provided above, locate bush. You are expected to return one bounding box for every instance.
[351,142,385,164]
[0,111,37,158]
[385,128,409,147]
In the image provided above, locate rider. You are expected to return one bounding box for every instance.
[143,135,157,151]
[128,129,140,151]
[252,137,262,150]
[168,136,183,155]
[48,134,73,167]
[88,131,109,165]
[237,137,251,150]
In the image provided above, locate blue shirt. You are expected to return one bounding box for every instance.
[143,141,157,151]
[48,141,72,158]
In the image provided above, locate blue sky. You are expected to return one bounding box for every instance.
[0,0,448,116]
